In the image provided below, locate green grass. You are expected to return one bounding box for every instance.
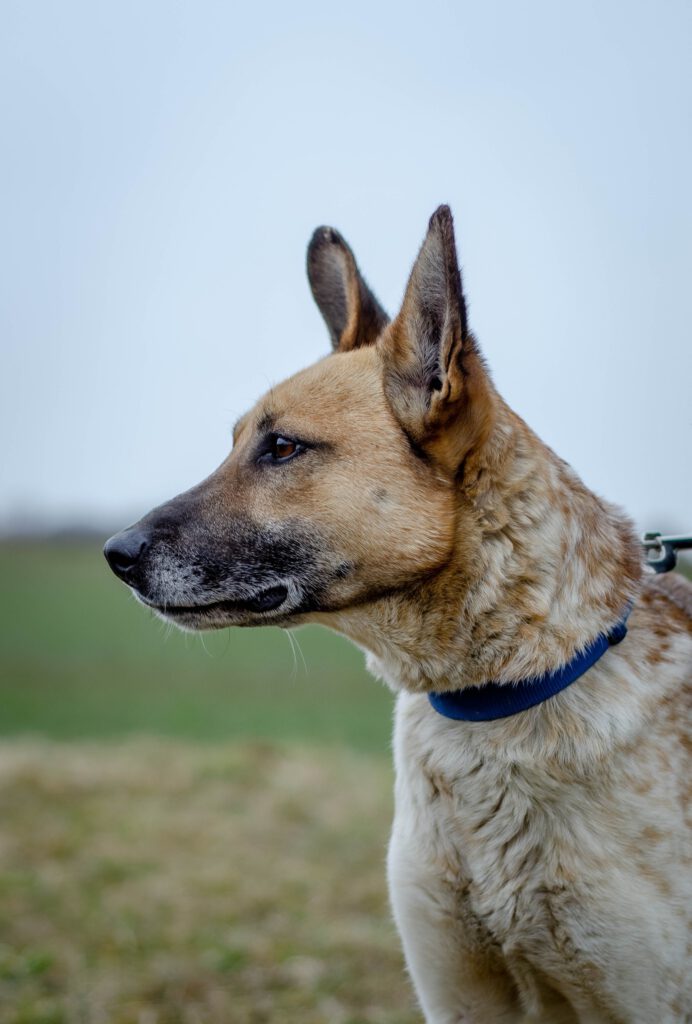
[0,540,394,752]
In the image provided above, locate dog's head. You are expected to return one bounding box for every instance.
[104,207,495,631]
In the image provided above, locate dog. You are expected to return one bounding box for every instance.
[105,206,691,1023]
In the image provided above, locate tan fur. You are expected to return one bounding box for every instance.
[230,349,458,598]
[111,207,692,1023]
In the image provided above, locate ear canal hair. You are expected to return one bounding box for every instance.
[307,226,389,352]
[382,205,494,466]
[398,204,470,393]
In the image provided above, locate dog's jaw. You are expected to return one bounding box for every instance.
[132,579,308,630]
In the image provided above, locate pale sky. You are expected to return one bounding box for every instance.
[2,0,691,534]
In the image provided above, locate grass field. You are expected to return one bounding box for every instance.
[0,740,416,1024]
[0,541,415,1024]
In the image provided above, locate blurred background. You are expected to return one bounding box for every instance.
[1,1,690,1021]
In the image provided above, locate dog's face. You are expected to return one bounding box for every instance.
[105,208,495,630]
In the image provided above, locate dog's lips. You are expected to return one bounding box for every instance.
[139,584,290,619]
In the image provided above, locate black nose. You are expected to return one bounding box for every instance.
[103,529,149,582]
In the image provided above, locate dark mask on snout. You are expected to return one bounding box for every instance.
[104,476,329,630]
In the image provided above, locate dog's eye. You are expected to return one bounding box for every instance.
[259,434,304,464]
[273,437,297,460]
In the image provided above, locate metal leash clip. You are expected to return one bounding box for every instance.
[641,532,692,573]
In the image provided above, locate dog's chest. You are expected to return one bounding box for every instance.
[399,732,563,943]
[396,714,547,940]
[390,689,688,958]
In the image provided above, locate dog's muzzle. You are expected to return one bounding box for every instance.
[102,516,308,626]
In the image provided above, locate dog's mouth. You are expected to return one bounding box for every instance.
[138,584,290,622]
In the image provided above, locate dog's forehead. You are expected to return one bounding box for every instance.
[248,347,388,436]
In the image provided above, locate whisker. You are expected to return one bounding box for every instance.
[292,628,309,677]
[282,628,298,681]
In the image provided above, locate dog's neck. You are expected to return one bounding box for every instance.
[326,399,642,694]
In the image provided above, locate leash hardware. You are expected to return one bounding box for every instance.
[641,532,692,574]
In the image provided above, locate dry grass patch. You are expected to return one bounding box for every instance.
[0,740,419,1024]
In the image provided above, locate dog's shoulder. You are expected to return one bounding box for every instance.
[636,571,692,673]
[643,570,692,622]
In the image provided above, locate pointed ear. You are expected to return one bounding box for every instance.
[382,205,495,468]
[307,226,389,352]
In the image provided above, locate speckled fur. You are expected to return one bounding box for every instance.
[384,573,691,1023]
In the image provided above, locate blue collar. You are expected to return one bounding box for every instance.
[428,604,633,722]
